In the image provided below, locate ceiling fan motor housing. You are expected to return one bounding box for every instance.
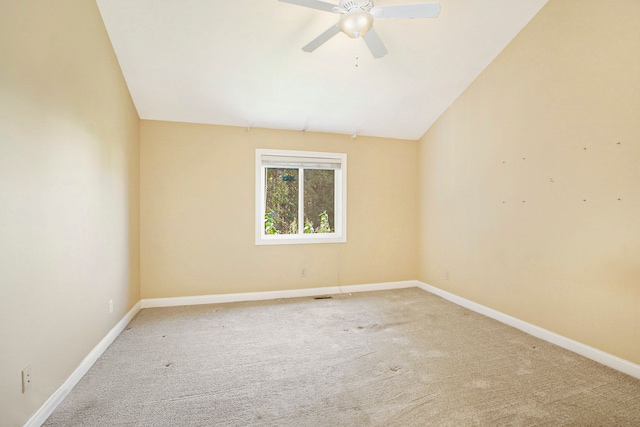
[339,0,374,12]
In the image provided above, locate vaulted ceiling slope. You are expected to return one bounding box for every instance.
[96,0,548,141]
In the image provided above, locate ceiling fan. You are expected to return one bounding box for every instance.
[279,0,441,58]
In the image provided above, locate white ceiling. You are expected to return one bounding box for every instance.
[96,0,547,141]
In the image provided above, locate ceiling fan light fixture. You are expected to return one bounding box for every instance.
[338,9,374,38]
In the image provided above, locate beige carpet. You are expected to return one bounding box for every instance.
[45,288,640,426]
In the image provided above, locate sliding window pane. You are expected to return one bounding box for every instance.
[303,169,335,233]
[265,168,299,234]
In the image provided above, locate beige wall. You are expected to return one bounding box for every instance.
[140,121,418,298]
[418,0,640,364]
[0,1,140,425]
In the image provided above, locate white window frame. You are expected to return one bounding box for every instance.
[255,149,347,245]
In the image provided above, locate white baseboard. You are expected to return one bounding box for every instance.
[24,301,142,427]
[141,280,419,308]
[416,281,640,380]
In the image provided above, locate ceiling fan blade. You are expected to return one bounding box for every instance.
[371,3,441,19]
[302,24,341,52]
[278,0,338,13]
[362,27,388,59]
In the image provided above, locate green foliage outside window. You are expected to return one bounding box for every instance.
[264,168,334,235]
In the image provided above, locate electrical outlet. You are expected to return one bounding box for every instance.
[445,270,450,281]
[109,299,113,313]
[301,268,307,278]
[22,365,32,393]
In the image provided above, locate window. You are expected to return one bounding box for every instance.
[255,149,347,245]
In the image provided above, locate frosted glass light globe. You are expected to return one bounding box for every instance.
[338,9,374,39]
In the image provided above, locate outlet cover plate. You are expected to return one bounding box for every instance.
[22,365,32,393]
